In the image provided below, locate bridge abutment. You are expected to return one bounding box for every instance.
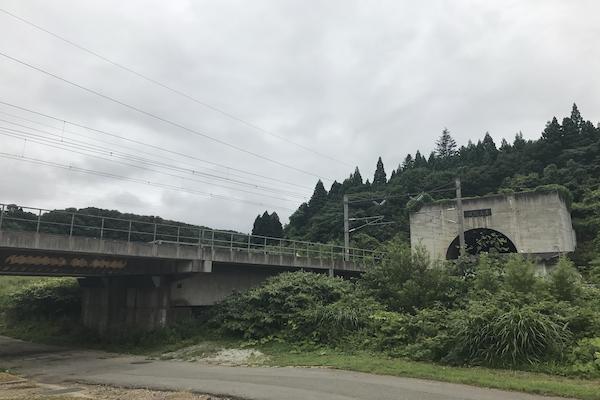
[80,276,171,336]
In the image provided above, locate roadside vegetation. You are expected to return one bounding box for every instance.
[1,239,599,399]
[210,242,600,379]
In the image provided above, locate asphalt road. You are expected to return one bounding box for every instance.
[0,336,570,400]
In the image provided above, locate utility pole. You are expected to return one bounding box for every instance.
[455,177,466,256]
[343,195,350,261]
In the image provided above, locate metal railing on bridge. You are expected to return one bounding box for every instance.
[0,203,381,265]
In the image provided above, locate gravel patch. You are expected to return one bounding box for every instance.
[0,377,229,399]
[159,342,266,366]
[202,348,266,366]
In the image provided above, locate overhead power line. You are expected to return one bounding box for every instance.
[0,108,303,192]
[0,128,304,203]
[0,101,314,191]
[0,118,308,199]
[0,51,335,182]
[346,187,456,205]
[0,7,351,167]
[0,151,295,212]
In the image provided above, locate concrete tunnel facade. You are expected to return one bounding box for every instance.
[409,190,576,265]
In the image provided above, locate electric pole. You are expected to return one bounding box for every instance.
[343,195,350,261]
[455,177,466,256]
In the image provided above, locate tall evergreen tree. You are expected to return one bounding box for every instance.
[287,202,309,232]
[351,167,363,186]
[513,131,526,149]
[328,181,342,199]
[414,151,427,168]
[435,128,457,158]
[427,151,437,166]
[542,117,562,141]
[481,132,498,163]
[252,211,284,237]
[402,154,414,170]
[269,212,283,238]
[570,103,583,130]
[308,180,328,212]
[373,156,387,186]
[252,211,269,236]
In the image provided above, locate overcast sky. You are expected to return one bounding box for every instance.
[0,0,599,232]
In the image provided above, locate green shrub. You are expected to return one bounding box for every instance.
[367,306,453,361]
[585,261,600,285]
[450,302,570,367]
[211,271,358,341]
[503,254,539,294]
[401,306,452,362]
[531,299,599,340]
[472,253,502,293]
[3,278,81,321]
[549,257,582,301]
[566,337,600,378]
[369,311,410,353]
[307,292,383,345]
[361,240,465,313]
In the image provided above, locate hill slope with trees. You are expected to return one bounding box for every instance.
[284,104,600,268]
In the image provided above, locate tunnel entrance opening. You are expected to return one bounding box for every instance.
[446,228,517,260]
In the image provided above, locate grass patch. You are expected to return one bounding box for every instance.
[260,342,600,400]
[0,317,94,347]
[0,276,45,303]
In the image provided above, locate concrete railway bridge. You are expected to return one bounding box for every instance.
[1,190,577,334]
[0,202,376,334]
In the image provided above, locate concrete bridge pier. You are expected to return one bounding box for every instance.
[79,275,171,336]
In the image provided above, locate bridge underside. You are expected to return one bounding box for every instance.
[0,231,364,335]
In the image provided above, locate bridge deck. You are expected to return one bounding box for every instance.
[0,230,368,276]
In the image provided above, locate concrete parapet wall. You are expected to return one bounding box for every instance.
[0,231,364,275]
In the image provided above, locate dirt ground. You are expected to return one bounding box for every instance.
[0,373,228,400]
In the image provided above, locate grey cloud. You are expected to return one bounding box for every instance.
[1,0,599,232]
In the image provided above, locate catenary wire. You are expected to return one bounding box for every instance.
[0,101,315,191]
[0,7,352,167]
[0,129,305,203]
[0,119,308,198]
[0,108,311,192]
[0,51,335,182]
[0,151,295,212]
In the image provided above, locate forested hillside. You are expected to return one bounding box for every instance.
[284,104,600,267]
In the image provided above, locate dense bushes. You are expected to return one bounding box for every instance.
[360,241,466,313]
[450,303,570,366]
[211,271,379,342]
[212,237,600,376]
[2,278,81,321]
[567,338,600,377]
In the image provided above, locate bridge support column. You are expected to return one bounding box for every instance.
[79,276,171,336]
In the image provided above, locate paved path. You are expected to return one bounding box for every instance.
[0,336,569,400]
